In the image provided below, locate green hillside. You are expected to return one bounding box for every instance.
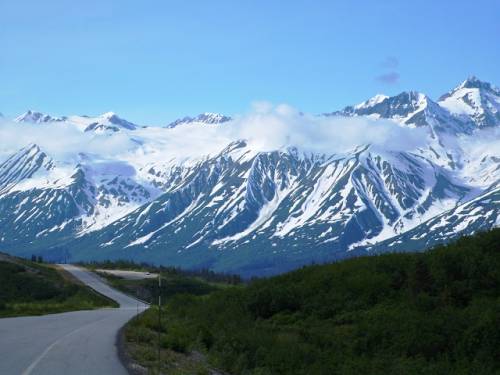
[126,229,500,374]
[0,254,117,317]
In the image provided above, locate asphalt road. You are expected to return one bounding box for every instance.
[0,264,149,375]
[96,269,158,280]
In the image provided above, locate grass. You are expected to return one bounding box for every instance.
[124,229,500,375]
[0,254,117,318]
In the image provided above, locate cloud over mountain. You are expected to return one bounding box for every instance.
[0,104,428,163]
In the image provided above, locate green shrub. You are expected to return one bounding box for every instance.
[129,229,500,374]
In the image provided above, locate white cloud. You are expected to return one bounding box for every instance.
[223,103,429,154]
[0,121,135,161]
[0,104,431,165]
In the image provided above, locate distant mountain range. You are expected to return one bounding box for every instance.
[165,112,231,128]
[15,110,140,132]
[0,76,498,276]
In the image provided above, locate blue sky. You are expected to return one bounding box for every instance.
[1,0,499,124]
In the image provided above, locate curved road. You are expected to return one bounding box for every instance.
[0,264,149,375]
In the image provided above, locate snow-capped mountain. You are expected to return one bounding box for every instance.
[439,76,500,128]
[327,91,472,135]
[166,112,231,128]
[0,143,161,255]
[15,110,140,133]
[86,112,139,132]
[0,77,498,276]
[15,110,66,124]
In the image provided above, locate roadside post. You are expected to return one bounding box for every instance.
[158,272,162,374]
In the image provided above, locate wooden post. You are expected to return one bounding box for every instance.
[158,273,161,374]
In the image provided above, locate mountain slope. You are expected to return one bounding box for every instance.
[0,144,54,194]
[65,139,492,276]
[0,144,161,257]
[0,77,498,276]
[367,186,499,254]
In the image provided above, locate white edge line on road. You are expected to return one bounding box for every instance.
[21,315,111,375]
[20,264,149,375]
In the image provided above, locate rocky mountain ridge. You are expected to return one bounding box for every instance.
[0,77,498,276]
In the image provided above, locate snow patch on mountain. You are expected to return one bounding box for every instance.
[0,76,498,275]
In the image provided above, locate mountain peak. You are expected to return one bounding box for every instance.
[395,90,428,102]
[25,143,41,153]
[439,77,500,128]
[83,112,138,132]
[198,112,231,124]
[459,76,495,91]
[440,76,499,98]
[100,111,117,119]
[0,143,53,194]
[353,94,389,110]
[15,110,65,124]
[325,90,471,132]
[166,112,231,128]
[330,91,431,123]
